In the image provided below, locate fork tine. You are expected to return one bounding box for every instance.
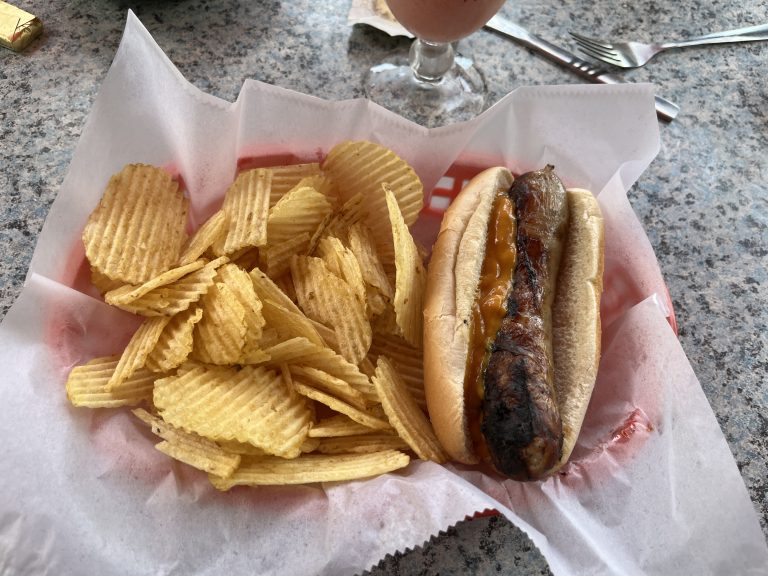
[568,31,613,51]
[573,40,619,60]
[573,42,624,65]
[569,32,623,62]
[572,39,617,58]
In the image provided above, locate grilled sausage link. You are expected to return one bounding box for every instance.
[481,166,569,480]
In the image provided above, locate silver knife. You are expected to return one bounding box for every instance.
[485,15,680,122]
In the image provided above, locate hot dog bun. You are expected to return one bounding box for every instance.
[423,168,604,479]
[553,188,604,469]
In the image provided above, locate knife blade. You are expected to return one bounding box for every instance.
[485,15,680,122]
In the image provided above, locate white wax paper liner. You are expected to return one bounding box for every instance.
[0,11,766,576]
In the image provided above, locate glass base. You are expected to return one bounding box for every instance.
[364,55,487,127]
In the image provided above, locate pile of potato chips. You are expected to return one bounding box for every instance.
[67,141,447,488]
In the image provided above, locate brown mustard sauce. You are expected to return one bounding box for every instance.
[465,188,517,460]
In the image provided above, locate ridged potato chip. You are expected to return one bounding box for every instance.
[107,316,172,391]
[308,192,366,254]
[308,414,380,438]
[192,281,247,365]
[154,364,312,458]
[216,264,265,363]
[109,256,228,316]
[372,356,446,463]
[145,307,203,373]
[209,450,410,489]
[293,382,390,430]
[317,236,366,304]
[268,185,332,248]
[368,332,426,410]
[322,141,423,263]
[178,209,227,266]
[294,173,334,199]
[260,231,311,279]
[275,339,377,403]
[348,222,394,300]
[83,164,189,284]
[290,365,366,410]
[217,440,268,456]
[316,434,410,455]
[267,163,323,207]
[91,267,124,295]
[261,300,326,348]
[230,247,261,272]
[105,259,206,308]
[221,168,271,254]
[66,356,155,408]
[291,255,371,364]
[250,268,299,312]
[133,409,240,478]
[386,186,426,348]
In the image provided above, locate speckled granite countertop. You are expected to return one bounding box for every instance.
[2,0,766,574]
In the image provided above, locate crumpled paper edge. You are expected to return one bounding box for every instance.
[348,0,413,38]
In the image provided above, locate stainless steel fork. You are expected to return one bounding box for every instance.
[570,23,768,68]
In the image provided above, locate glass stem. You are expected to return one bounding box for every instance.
[409,39,454,83]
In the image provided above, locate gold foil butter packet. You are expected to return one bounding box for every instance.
[0,1,42,52]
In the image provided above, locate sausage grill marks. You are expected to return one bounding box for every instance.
[480,166,569,480]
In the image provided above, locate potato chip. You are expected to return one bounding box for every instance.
[260,231,311,279]
[83,164,189,284]
[221,168,271,254]
[154,364,312,458]
[306,317,338,350]
[110,256,228,316]
[269,185,332,245]
[91,267,124,295]
[300,437,321,453]
[250,267,299,313]
[317,236,366,304]
[217,440,268,456]
[316,434,410,455]
[308,192,367,254]
[293,382,390,430]
[371,302,401,337]
[372,356,446,463]
[261,336,318,364]
[308,414,380,438]
[368,332,426,410]
[386,186,426,348]
[104,259,206,308]
[145,307,203,373]
[267,163,323,207]
[348,222,394,300]
[209,450,410,489]
[273,273,298,304]
[230,247,261,272]
[294,173,334,198]
[291,255,371,364]
[263,185,333,273]
[321,140,423,257]
[107,316,172,391]
[358,356,376,378]
[290,365,366,409]
[66,356,155,408]
[268,333,379,399]
[132,409,240,478]
[365,286,388,318]
[178,209,227,266]
[216,264,266,363]
[191,281,247,365]
[260,300,325,348]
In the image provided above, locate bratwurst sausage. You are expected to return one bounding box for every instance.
[481,166,569,479]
